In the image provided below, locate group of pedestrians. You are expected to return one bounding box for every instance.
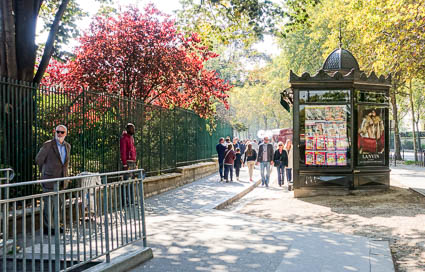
[216,136,293,187]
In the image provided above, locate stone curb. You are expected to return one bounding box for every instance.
[214,179,261,210]
[85,246,153,272]
[409,187,425,197]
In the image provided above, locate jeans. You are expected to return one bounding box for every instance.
[260,162,271,186]
[277,164,285,186]
[224,164,233,181]
[219,161,224,179]
[286,168,292,183]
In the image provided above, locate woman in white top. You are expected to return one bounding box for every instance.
[284,139,293,184]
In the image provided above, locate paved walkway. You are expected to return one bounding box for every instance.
[391,164,425,196]
[130,166,394,272]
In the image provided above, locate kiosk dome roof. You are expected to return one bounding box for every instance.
[322,48,360,72]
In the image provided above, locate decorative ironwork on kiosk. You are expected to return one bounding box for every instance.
[289,47,391,197]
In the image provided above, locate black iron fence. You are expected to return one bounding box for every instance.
[0,78,232,196]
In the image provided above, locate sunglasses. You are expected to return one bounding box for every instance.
[56,131,66,134]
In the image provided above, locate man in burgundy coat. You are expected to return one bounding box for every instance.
[120,123,137,205]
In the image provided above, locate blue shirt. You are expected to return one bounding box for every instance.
[56,139,67,164]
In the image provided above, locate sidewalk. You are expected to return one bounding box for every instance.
[391,164,425,196]
[129,166,394,272]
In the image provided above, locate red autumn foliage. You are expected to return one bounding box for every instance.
[42,4,230,118]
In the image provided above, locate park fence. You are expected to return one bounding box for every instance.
[0,78,233,196]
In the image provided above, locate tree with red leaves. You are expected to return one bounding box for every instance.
[42,5,230,118]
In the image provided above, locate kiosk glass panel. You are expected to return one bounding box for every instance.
[299,90,351,167]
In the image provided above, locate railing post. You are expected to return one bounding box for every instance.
[138,170,147,248]
[102,175,111,262]
[54,180,61,271]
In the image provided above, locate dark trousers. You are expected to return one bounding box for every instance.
[235,166,240,177]
[219,161,224,179]
[224,164,233,181]
[277,164,285,186]
[42,186,63,231]
[122,161,137,205]
[286,168,292,183]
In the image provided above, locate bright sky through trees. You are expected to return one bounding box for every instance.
[35,0,280,57]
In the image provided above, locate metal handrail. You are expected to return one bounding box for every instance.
[0,168,14,182]
[0,169,141,189]
[0,169,147,272]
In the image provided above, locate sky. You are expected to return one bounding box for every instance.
[36,0,281,57]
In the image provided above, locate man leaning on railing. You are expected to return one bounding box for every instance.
[35,124,71,235]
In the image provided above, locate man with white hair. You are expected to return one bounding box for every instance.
[36,124,71,235]
[256,136,274,187]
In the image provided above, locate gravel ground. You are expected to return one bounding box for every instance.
[225,170,425,272]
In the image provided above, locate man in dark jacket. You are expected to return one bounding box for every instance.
[216,137,226,182]
[36,124,71,234]
[256,136,274,187]
[120,123,137,205]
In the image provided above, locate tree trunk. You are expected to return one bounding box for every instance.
[409,79,418,161]
[416,121,421,150]
[34,0,70,83]
[390,88,402,160]
[1,0,18,78]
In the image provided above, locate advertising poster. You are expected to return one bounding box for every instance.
[357,106,385,165]
[304,105,349,166]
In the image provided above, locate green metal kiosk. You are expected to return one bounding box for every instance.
[290,47,391,197]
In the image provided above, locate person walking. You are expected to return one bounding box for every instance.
[120,123,137,205]
[239,140,246,155]
[216,137,227,182]
[256,137,274,187]
[223,144,236,182]
[243,143,257,182]
[285,139,293,187]
[35,125,71,235]
[251,139,259,153]
[273,142,288,187]
[233,137,240,150]
[234,148,243,181]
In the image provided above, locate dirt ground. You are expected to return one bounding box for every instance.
[236,180,425,272]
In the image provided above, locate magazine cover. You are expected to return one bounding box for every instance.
[305,124,314,136]
[315,152,326,165]
[316,136,326,150]
[306,137,315,150]
[325,106,334,121]
[337,152,347,165]
[305,152,315,165]
[336,137,348,150]
[305,106,326,120]
[326,137,335,150]
[327,152,336,166]
[334,106,346,121]
[313,123,325,136]
[337,123,346,136]
[324,123,337,137]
